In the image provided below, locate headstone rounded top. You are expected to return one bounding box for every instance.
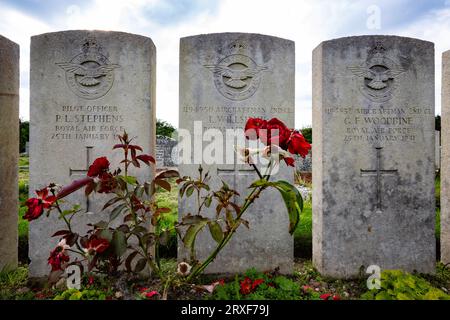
[0,34,19,94]
[181,32,294,44]
[315,35,434,50]
[32,30,155,48]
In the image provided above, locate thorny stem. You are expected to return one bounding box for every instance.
[187,160,274,280]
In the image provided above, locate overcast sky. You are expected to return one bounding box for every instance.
[1,0,449,128]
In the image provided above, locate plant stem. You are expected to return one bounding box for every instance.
[187,160,274,280]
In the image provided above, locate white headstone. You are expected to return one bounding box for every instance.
[313,36,435,278]
[0,35,19,270]
[29,30,156,277]
[179,33,295,273]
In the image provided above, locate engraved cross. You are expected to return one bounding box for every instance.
[69,146,93,211]
[217,154,255,191]
[360,147,398,213]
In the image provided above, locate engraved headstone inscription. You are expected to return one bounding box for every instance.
[156,135,178,168]
[0,35,19,270]
[312,36,435,278]
[179,33,295,273]
[29,31,156,277]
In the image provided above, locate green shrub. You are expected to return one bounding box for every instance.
[53,288,111,300]
[209,268,316,300]
[361,270,450,300]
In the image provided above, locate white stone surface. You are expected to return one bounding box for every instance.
[313,36,435,278]
[29,30,156,277]
[0,35,19,270]
[179,33,295,274]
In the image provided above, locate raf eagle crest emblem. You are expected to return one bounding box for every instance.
[348,42,407,102]
[204,41,269,101]
[56,37,120,100]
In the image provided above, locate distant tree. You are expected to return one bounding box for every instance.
[301,127,312,144]
[156,119,176,137]
[19,120,29,153]
[436,115,441,131]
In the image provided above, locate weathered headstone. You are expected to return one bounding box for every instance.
[0,35,19,270]
[435,131,440,170]
[179,33,295,273]
[441,50,450,264]
[30,31,156,277]
[313,36,435,278]
[156,135,178,168]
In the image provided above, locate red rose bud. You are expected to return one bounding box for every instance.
[87,157,110,178]
[56,177,94,199]
[283,156,295,167]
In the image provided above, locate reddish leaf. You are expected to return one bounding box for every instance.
[51,230,71,237]
[136,154,155,165]
[155,170,179,180]
[154,179,171,192]
[113,144,127,150]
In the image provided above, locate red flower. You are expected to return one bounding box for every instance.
[240,277,253,295]
[97,173,117,194]
[259,118,292,148]
[24,187,56,221]
[320,293,332,300]
[251,279,264,290]
[87,157,110,178]
[287,131,311,158]
[48,245,70,271]
[145,291,159,299]
[83,235,110,255]
[245,118,268,140]
[332,295,341,300]
[240,277,265,294]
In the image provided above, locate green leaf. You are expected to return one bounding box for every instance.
[110,203,128,221]
[102,197,122,211]
[272,180,303,234]
[98,229,113,242]
[249,179,271,188]
[112,230,127,257]
[186,185,195,197]
[134,258,147,273]
[118,175,138,185]
[182,217,209,249]
[208,221,223,243]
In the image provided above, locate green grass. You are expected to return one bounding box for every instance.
[0,267,34,300]
[155,178,179,257]
[294,200,312,258]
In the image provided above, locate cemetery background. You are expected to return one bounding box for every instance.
[2,0,450,301]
